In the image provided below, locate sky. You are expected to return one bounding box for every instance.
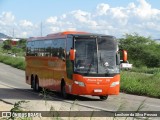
[0,0,160,39]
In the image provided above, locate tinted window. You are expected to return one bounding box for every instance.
[26,39,66,57]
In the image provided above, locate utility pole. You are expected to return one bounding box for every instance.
[12,28,14,38]
[40,21,42,37]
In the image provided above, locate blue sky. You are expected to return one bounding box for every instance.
[0,0,160,38]
[0,0,132,22]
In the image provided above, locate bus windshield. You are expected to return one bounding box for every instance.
[74,36,119,75]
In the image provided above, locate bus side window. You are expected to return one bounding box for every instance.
[57,39,65,60]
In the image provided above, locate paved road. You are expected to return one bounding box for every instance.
[0,62,160,112]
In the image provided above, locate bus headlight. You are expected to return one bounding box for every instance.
[74,81,85,87]
[79,82,85,87]
[110,81,119,87]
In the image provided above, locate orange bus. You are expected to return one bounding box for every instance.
[25,31,127,100]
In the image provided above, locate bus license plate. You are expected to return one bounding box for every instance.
[94,89,102,93]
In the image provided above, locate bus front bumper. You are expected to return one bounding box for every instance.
[70,81,120,96]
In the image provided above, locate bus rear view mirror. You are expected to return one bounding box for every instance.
[70,49,75,61]
[122,50,127,62]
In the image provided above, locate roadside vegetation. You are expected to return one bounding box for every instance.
[0,53,25,70]
[130,66,160,74]
[119,33,160,68]
[0,39,26,70]
[0,39,26,56]
[121,71,160,98]
[0,34,160,99]
[119,33,160,98]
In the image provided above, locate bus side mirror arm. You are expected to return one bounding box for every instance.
[116,52,120,65]
[69,49,75,61]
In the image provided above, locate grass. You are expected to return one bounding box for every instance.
[120,71,160,98]
[131,66,160,74]
[0,53,25,70]
[9,101,31,120]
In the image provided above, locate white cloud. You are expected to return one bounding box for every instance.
[0,12,15,25]
[21,32,28,37]
[142,22,160,32]
[96,3,110,15]
[69,10,98,28]
[71,10,91,23]
[111,8,127,19]
[110,7,128,25]
[60,14,66,19]
[50,26,60,32]
[134,0,160,20]
[128,2,136,9]
[46,16,57,24]
[19,20,33,27]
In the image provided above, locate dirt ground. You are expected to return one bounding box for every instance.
[0,100,13,111]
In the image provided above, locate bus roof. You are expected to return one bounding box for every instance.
[28,31,114,41]
[48,31,89,36]
[28,31,89,41]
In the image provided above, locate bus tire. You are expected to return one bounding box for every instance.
[32,80,36,91]
[35,76,41,92]
[99,95,108,101]
[31,75,34,88]
[61,82,68,99]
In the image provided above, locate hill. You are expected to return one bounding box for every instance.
[0,33,10,39]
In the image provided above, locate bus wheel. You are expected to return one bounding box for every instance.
[99,95,108,101]
[32,80,36,91]
[35,80,40,92]
[61,83,68,99]
[31,79,34,89]
[35,77,41,92]
[31,75,34,89]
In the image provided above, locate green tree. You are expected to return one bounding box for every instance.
[17,39,26,51]
[3,39,12,46]
[2,44,11,51]
[11,47,23,54]
[119,33,160,67]
[2,39,12,51]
